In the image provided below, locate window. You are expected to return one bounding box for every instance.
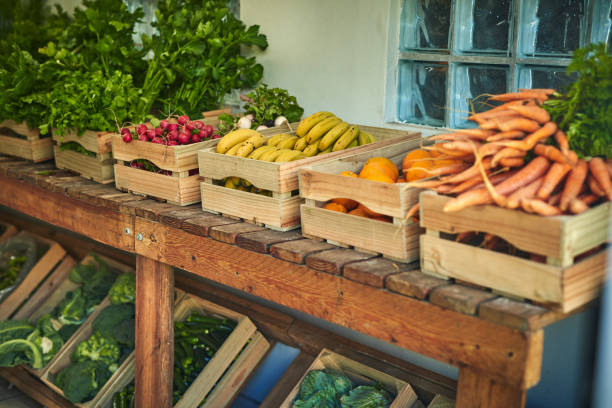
[392,0,612,129]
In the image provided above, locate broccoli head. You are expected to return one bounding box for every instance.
[92,303,135,346]
[55,360,111,403]
[340,385,391,408]
[71,331,120,369]
[108,273,136,305]
[69,255,115,308]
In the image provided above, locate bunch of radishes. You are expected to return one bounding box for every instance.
[120,115,220,145]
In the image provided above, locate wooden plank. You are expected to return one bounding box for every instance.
[157,206,205,229]
[456,366,526,408]
[0,135,53,162]
[0,120,41,140]
[134,218,543,388]
[135,256,174,408]
[478,298,551,331]
[53,129,111,154]
[235,229,303,253]
[182,214,240,237]
[428,394,455,408]
[53,146,114,183]
[270,239,336,264]
[0,220,17,243]
[343,258,413,288]
[386,271,451,300]
[209,222,267,244]
[0,176,134,251]
[304,248,378,275]
[0,367,73,408]
[260,352,317,408]
[429,285,498,316]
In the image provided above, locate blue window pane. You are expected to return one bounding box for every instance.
[400,0,451,51]
[455,0,512,53]
[398,61,447,126]
[517,65,577,93]
[452,64,509,128]
[591,0,612,51]
[519,0,588,57]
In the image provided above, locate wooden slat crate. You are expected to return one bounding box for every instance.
[420,191,611,312]
[198,125,420,231]
[16,254,133,378]
[0,232,67,320]
[0,120,53,162]
[0,220,17,243]
[52,129,114,183]
[280,349,418,408]
[299,137,424,262]
[112,110,230,206]
[110,293,270,408]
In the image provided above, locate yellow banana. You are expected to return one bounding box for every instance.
[318,121,350,150]
[293,136,309,151]
[276,136,299,150]
[347,139,358,148]
[332,126,360,152]
[248,145,276,159]
[266,133,294,147]
[296,111,335,137]
[302,142,319,157]
[358,130,375,145]
[275,150,306,162]
[217,129,261,154]
[224,177,240,189]
[260,148,291,162]
[305,117,342,144]
[235,141,255,157]
[225,142,243,156]
[241,179,252,188]
[317,146,333,155]
[247,133,266,148]
[258,148,281,161]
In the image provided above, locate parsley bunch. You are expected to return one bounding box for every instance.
[243,84,304,127]
[544,43,612,158]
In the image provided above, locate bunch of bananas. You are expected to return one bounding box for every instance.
[221,177,273,196]
[215,112,375,163]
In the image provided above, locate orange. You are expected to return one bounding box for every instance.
[404,159,433,182]
[364,157,399,180]
[348,207,369,217]
[339,170,358,178]
[357,203,382,218]
[359,166,395,184]
[323,202,347,213]
[331,197,358,211]
[402,149,430,173]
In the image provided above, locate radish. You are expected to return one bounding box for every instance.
[167,130,179,141]
[178,115,190,125]
[178,133,190,144]
[155,127,164,136]
[191,134,202,143]
[198,129,207,139]
[212,134,221,139]
[121,127,131,135]
[146,129,156,140]
[168,123,179,132]
[193,121,204,130]
[138,134,148,142]
[122,133,133,143]
[204,125,213,137]
[186,121,196,131]
[168,140,178,146]
[152,136,164,144]
[274,116,288,127]
[137,124,148,135]
[160,119,169,130]
[237,117,252,129]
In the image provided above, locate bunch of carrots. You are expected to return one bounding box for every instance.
[405,88,612,218]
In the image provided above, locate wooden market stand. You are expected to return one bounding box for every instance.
[0,155,587,408]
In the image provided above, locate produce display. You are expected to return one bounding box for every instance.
[292,370,391,407]
[54,273,136,403]
[110,311,236,407]
[119,115,219,146]
[0,235,39,301]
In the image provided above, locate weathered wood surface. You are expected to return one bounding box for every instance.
[135,256,174,408]
[0,366,74,408]
[457,366,527,408]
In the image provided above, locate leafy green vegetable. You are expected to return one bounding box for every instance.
[59,142,97,158]
[55,360,112,403]
[0,320,37,343]
[72,331,120,369]
[92,303,135,347]
[0,320,43,368]
[243,84,304,126]
[294,370,353,407]
[340,385,391,408]
[0,255,26,290]
[108,273,136,305]
[69,255,116,309]
[55,288,88,326]
[543,43,612,158]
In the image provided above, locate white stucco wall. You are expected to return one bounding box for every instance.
[240,0,395,127]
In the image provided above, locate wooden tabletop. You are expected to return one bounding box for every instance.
[0,155,583,407]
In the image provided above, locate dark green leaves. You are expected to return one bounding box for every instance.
[243,84,304,126]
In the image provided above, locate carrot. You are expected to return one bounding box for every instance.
[536,163,571,200]
[588,175,606,197]
[491,147,526,167]
[480,113,522,129]
[605,158,612,178]
[548,192,561,206]
[578,193,599,206]
[478,143,505,158]
[588,158,612,201]
[567,150,578,166]
[560,159,588,211]
[496,118,540,133]
[487,100,528,112]
[498,157,525,167]
[418,162,471,177]
[492,122,557,150]
[428,133,473,141]
[569,198,589,214]
[507,177,545,209]
[443,156,550,212]
[437,157,493,184]
[406,202,419,219]
[464,170,518,193]
[437,141,481,153]
[456,231,477,243]
[518,88,555,95]
[482,234,500,250]
[448,128,496,138]
[469,109,517,122]
[533,144,571,165]
[434,184,455,194]
[554,130,569,156]
[486,130,525,142]
[489,91,549,102]
[520,199,561,216]
[507,105,550,124]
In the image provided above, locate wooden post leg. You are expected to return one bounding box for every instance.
[135,255,174,408]
[457,366,527,408]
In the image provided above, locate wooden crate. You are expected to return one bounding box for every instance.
[198,125,420,230]
[420,191,611,312]
[17,254,134,378]
[0,220,17,243]
[52,129,114,183]
[111,110,230,206]
[0,232,67,320]
[300,137,424,262]
[280,349,418,408]
[0,120,53,162]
